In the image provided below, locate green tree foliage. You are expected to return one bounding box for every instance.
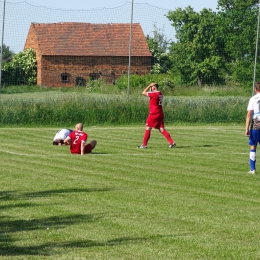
[167,7,227,86]
[166,0,260,87]
[1,44,15,63]
[2,48,37,85]
[146,24,173,74]
[217,0,259,87]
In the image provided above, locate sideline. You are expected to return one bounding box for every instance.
[0,149,32,156]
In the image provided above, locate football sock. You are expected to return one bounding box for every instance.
[143,130,150,146]
[250,149,256,170]
[161,130,174,144]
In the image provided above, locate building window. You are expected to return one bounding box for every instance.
[75,76,86,86]
[61,72,69,83]
[89,73,99,81]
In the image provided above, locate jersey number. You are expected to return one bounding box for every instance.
[73,136,79,145]
[159,95,163,106]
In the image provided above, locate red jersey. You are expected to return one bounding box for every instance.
[68,130,88,154]
[147,91,163,115]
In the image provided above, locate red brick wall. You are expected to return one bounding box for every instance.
[39,56,151,87]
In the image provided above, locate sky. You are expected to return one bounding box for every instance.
[1,0,219,53]
[5,0,218,12]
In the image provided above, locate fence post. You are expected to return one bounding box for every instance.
[253,0,260,95]
[127,0,134,98]
[0,0,6,101]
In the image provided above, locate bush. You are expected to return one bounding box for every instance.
[115,74,175,94]
[2,48,36,86]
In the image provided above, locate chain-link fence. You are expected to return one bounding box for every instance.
[1,0,260,91]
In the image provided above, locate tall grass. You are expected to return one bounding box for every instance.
[0,92,248,126]
[163,96,247,124]
[0,94,145,126]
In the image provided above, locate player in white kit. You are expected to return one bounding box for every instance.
[245,82,260,174]
[53,129,73,145]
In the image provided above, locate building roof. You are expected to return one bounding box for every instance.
[26,22,152,57]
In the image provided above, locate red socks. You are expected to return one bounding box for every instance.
[142,130,151,146]
[161,130,174,144]
[142,129,174,146]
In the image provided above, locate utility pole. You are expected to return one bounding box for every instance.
[0,0,6,101]
[252,0,260,95]
[127,0,134,98]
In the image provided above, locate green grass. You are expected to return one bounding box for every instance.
[1,125,260,259]
[0,92,248,126]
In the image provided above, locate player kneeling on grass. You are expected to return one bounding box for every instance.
[64,123,97,155]
[53,128,73,146]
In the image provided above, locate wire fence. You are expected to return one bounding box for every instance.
[1,1,174,54]
[0,0,176,89]
[0,0,260,91]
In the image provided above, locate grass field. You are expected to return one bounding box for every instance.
[1,125,260,259]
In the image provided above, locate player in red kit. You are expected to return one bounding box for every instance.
[138,83,176,148]
[64,123,97,155]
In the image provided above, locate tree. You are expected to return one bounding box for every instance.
[166,0,260,87]
[2,48,37,85]
[167,6,227,86]
[217,0,258,11]
[216,0,259,87]
[146,24,173,74]
[1,44,15,62]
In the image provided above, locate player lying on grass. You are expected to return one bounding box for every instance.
[53,128,73,145]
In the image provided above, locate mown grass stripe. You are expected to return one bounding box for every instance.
[1,125,260,259]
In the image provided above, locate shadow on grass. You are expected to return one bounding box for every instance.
[171,144,217,148]
[0,190,19,200]
[0,234,175,256]
[0,213,100,232]
[0,202,38,211]
[0,188,115,200]
[0,188,116,256]
[91,152,108,154]
[0,213,104,256]
[23,187,114,198]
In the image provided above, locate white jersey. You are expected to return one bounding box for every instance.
[53,129,72,141]
[247,93,260,119]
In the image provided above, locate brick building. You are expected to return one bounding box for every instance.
[24,22,152,87]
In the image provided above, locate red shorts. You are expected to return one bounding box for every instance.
[71,143,93,154]
[84,143,93,154]
[146,113,164,129]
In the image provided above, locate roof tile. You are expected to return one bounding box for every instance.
[29,22,152,57]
